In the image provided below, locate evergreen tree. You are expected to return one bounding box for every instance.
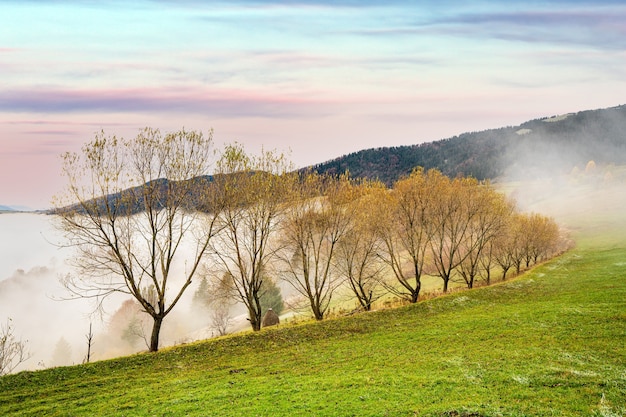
[192,276,212,313]
[260,278,284,316]
[51,337,73,367]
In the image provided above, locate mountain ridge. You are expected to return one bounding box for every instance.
[310,104,626,184]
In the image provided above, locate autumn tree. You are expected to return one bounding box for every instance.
[523,213,561,267]
[478,238,496,285]
[375,169,440,303]
[428,174,484,293]
[492,211,561,279]
[106,299,150,350]
[210,144,296,331]
[457,184,513,289]
[55,128,222,352]
[507,213,556,274]
[512,214,530,275]
[278,173,354,320]
[492,213,525,279]
[335,180,387,311]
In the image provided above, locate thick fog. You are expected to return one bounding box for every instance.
[0,213,252,372]
[500,113,626,239]
[0,213,90,371]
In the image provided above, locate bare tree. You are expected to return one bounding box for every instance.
[210,144,296,331]
[0,318,30,375]
[83,322,94,364]
[210,304,232,337]
[55,128,223,352]
[278,173,354,320]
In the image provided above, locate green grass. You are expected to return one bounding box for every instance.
[2,242,625,416]
[2,202,626,416]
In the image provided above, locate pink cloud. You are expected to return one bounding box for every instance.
[21,130,78,135]
[2,119,135,128]
[0,86,340,118]
[2,137,78,156]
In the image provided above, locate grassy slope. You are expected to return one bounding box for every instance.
[2,183,626,416]
[1,242,625,416]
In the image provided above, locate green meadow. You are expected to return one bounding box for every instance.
[1,185,625,416]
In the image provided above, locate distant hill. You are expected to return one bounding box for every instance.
[0,205,33,212]
[53,176,216,215]
[310,104,626,184]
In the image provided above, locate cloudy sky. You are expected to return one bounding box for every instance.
[1,0,625,208]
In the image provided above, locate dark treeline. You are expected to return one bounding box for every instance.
[310,104,626,185]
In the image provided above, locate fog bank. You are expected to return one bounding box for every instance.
[0,213,243,372]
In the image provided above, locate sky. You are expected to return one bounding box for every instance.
[1,0,625,209]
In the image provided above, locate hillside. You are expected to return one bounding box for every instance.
[311,104,626,184]
[1,227,625,415]
[3,106,626,415]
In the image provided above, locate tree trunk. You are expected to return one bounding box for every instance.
[247,301,262,331]
[364,291,373,311]
[442,277,449,293]
[355,288,373,311]
[410,283,421,303]
[502,267,509,281]
[312,303,324,320]
[247,309,262,331]
[150,316,164,352]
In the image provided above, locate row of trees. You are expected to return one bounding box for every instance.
[275,168,563,318]
[55,128,565,352]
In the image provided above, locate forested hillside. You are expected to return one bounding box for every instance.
[311,104,626,184]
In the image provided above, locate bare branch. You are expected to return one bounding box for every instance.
[0,318,31,376]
